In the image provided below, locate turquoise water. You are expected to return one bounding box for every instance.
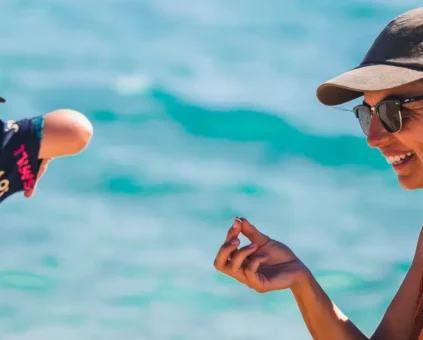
[1,1,423,339]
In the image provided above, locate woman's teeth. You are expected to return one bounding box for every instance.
[386,152,415,165]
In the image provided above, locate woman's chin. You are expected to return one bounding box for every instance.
[398,175,423,190]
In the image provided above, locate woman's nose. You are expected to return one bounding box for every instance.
[366,112,391,148]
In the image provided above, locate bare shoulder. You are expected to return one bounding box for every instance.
[39,109,93,159]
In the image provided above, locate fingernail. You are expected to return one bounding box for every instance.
[233,216,242,222]
[230,238,239,245]
[248,243,257,248]
[231,219,241,230]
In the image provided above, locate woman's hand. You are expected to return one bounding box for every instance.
[214,217,308,293]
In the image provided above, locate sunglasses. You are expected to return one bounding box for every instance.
[352,95,423,136]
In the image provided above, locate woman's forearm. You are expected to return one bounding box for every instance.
[291,269,368,340]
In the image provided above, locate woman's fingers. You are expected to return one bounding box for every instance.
[214,218,272,285]
[244,254,269,290]
[230,243,258,272]
[214,218,244,271]
[214,237,240,272]
[239,217,270,247]
[225,218,242,243]
[215,242,259,284]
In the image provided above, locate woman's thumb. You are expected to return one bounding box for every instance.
[238,217,269,246]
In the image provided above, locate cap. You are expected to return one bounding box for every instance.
[317,8,423,106]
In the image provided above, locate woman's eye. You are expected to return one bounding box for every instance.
[401,108,414,120]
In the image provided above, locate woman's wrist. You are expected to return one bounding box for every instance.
[290,262,313,295]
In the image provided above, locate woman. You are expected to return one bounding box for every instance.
[214,8,423,340]
[0,96,93,203]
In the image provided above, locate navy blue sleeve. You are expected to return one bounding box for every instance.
[0,116,44,203]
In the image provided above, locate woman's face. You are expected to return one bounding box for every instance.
[364,80,423,190]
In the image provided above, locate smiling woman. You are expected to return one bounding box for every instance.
[214,7,423,340]
[0,101,93,204]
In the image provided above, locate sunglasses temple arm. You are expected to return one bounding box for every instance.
[332,107,354,113]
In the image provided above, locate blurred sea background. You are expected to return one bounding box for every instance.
[0,1,422,339]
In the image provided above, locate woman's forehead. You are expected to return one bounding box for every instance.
[364,81,423,105]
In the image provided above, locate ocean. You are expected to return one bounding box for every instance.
[0,1,422,339]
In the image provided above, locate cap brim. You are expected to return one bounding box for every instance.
[316,64,423,106]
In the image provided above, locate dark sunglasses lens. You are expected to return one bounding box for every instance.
[356,107,371,135]
[378,100,401,133]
